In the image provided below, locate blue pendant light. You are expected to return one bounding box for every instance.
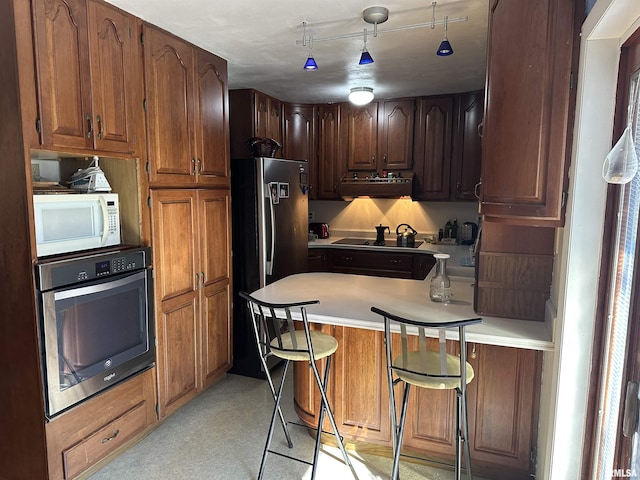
[359,48,374,65]
[304,55,318,70]
[436,16,453,56]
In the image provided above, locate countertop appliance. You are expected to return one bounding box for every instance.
[231,157,309,378]
[309,222,330,239]
[35,246,154,417]
[33,192,120,257]
[396,223,418,247]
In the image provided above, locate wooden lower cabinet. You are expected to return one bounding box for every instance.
[308,248,434,280]
[45,368,157,480]
[293,325,541,479]
[151,188,233,418]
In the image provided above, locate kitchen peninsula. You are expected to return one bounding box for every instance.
[250,271,550,479]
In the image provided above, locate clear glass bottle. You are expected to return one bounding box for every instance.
[430,253,452,303]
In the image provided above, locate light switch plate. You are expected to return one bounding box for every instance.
[308,211,315,221]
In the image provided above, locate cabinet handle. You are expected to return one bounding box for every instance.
[201,271,206,285]
[96,114,104,140]
[195,272,199,287]
[470,343,477,359]
[477,119,484,138]
[343,255,353,261]
[389,259,401,264]
[197,158,202,174]
[474,181,482,200]
[371,155,376,163]
[383,154,387,164]
[191,158,197,175]
[86,113,93,139]
[101,429,120,444]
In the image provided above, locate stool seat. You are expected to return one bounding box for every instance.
[393,351,475,390]
[271,330,338,361]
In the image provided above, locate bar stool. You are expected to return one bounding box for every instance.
[371,306,482,480]
[239,292,352,480]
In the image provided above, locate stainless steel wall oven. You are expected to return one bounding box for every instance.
[35,246,154,418]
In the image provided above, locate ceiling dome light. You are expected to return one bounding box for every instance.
[348,87,374,106]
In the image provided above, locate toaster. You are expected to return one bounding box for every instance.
[309,222,330,239]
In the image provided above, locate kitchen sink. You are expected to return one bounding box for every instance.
[331,238,423,248]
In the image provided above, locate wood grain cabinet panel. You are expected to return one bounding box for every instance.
[316,104,345,199]
[33,0,143,154]
[282,103,317,197]
[151,189,233,417]
[413,96,454,200]
[453,90,484,201]
[378,99,415,170]
[480,0,577,225]
[144,25,229,186]
[347,102,379,170]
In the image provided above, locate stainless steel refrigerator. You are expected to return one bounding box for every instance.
[230,157,309,378]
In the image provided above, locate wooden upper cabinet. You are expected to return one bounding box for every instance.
[144,25,229,186]
[413,96,454,200]
[282,103,317,197]
[481,0,577,225]
[316,104,345,200]
[229,89,282,158]
[143,25,195,184]
[453,90,484,201]
[33,0,143,155]
[194,48,230,186]
[346,102,378,171]
[378,99,415,170]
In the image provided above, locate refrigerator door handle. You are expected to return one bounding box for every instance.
[266,189,275,276]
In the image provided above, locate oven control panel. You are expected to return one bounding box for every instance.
[36,246,152,291]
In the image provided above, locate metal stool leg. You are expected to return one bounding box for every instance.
[258,360,291,480]
[262,357,293,449]
[309,355,352,474]
[392,382,411,480]
[461,389,473,480]
[310,358,330,480]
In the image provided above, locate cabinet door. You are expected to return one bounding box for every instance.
[282,103,316,195]
[332,326,391,443]
[453,90,483,201]
[151,189,199,417]
[379,99,414,170]
[466,344,540,477]
[87,0,142,154]
[34,0,93,150]
[481,0,576,225]
[144,25,196,185]
[194,49,230,186]
[198,190,232,387]
[347,103,378,171]
[413,96,454,200]
[317,104,344,199]
[254,91,282,151]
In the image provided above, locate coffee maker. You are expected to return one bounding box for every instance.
[374,224,390,245]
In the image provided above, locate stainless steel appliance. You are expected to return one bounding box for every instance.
[33,192,121,257]
[35,246,154,417]
[230,157,309,377]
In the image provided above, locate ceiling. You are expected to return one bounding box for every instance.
[105,0,489,104]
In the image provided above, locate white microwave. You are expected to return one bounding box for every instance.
[33,193,121,257]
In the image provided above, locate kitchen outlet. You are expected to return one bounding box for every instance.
[308,211,315,221]
[31,164,40,181]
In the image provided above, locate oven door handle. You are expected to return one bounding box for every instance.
[54,270,146,301]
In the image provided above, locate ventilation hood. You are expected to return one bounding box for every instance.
[339,174,415,200]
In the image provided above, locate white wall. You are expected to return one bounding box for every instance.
[538,1,640,478]
[309,199,479,237]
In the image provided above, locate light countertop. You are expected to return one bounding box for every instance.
[250,272,553,351]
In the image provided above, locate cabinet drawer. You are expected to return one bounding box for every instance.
[330,250,415,278]
[63,401,148,479]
